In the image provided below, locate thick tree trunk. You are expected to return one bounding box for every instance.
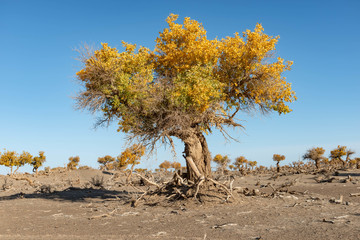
[181,131,212,182]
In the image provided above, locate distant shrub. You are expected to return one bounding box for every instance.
[78,165,93,170]
[0,150,33,175]
[97,155,116,170]
[303,147,326,169]
[248,161,257,170]
[67,156,80,170]
[234,156,248,171]
[159,160,172,171]
[117,144,145,183]
[273,154,285,173]
[329,145,347,167]
[90,175,104,188]
[134,168,147,173]
[171,162,182,171]
[213,154,230,174]
[31,151,46,174]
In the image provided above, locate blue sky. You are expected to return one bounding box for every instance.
[1,0,359,174]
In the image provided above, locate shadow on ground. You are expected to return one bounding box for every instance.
[0,187,135,203]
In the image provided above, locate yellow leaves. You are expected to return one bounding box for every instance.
[76,14,296,137]
[0,150,43,174]
[171,64,223,113]
[154,14,219,76]
[273,154,286,162]
[118,144,145,166]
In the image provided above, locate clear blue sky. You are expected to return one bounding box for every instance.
[1,0,359,174]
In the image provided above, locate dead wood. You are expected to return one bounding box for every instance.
[130,172,237,207]
[349,192,360,197]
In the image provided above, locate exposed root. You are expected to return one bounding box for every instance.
[130,173,237,207]
[11,176,37,187]
[133,173,160,189]
[193,177,205,200]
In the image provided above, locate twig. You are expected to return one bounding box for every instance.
[132,190,150,208]
[349,192,360,197]
[207,178,237,201]
[88,209,117,220]
[133,173,160,188]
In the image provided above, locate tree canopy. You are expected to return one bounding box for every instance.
[75,14,296,180]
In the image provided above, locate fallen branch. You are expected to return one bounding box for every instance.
[11,176,37,187]
[349,192,360,197]
[193,177,205,200]
[207,178,236,202]
[133,173,160,189]
[88,209,117,220]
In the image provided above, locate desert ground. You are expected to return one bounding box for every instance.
[1,168,360,240]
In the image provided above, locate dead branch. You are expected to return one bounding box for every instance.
[88,209,117,220]
[11,176,37,187]
[349,192,360,197]
[133,173,160,189]
[193,177,205,200]
[207,178,237,201]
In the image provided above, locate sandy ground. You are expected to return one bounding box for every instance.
[1,168,360,239]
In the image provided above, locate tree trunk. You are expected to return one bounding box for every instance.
[180,131,212,182]
[315,160,320,169]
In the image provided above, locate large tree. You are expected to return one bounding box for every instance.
[75,14,296,181]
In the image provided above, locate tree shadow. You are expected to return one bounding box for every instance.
[335,171,360,177]
[0,187,136,203]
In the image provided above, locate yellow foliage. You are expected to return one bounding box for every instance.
[273,154,285,162]
[0,150,34,174]
[31,151,46,173]
[118,144,145,167]
[67,156,80,170]
[0,150,19,173]
[159,160,171,170]
[171,162,182,170]
[76,14,296,140]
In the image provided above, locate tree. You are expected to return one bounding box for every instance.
[67,156,80,170]
[355,157,360,169]
[16,151,33,174]
[117,144,145,182]
[234,156,248,171]
[346,149,355,163]
[159,160,172,171]
[75,14,296,181]
[171,162,182,171]
[329,146,347,167]
[213,154,230,174]
[0,150,19,175]
[248,161,257,170]
[303,147,326,169]
[0,150,33,175]
[273,154,285,173]
[31,151,46,174]
[97,155,116,170]
[115,154,129,170]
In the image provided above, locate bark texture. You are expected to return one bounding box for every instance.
[177,130,212,181]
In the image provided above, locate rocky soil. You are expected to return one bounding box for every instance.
[1,168,360,239]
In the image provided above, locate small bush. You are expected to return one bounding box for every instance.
[67,156,80,170]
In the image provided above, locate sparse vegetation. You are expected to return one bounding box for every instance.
[67,156,80,170]
[31,151,46,174]
[97,155,116,171]
[273,154,286,173]
[303,147,326,169]
[159,160,171,171]
[213,154,230,174]
[117,144,145,183]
